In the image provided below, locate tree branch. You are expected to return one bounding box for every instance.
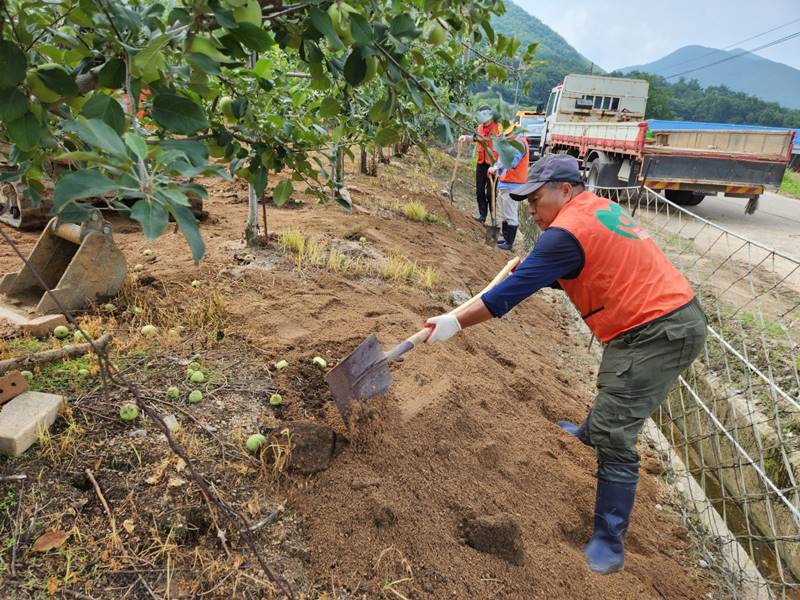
[374,43,472,135]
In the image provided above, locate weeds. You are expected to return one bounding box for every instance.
[780,170,800,197]
[401,201,446,225]
[378,254,440,290]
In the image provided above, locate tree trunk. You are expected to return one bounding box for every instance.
[360,146,368,175]
[244,53,260,246]
[245,184,260,246]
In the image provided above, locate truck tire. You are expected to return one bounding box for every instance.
[587,159,622,189]
[665,190,704,206]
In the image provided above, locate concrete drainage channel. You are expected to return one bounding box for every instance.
[522,186,800,599]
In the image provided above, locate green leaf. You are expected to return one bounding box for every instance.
[6,113,40,151]
[0,41,27,88]
[159,140,209,167]
[187,52,222,75]
[212,5,237,28]
[0,88,29,121]
[375,127,400,146]
[319,96,340,118]
[124,132,148,161]
[35,67,79,97]
[273,180,293,206]
[335,188,352,212]
[303,40,324,64]
[155,187,191,207]
[343,50,367,86]
[349,13,373,46]
[63,117,128,159]
[251,165,267,197]
[231,97,248,119]
[252,58,273,79]
[132,33,171,81]
[54,151,109,163]
[170,203,205,264]
[152,94,208,135]
[52,169,117,213]
[309,7,343,50]
[389,14,417,39]
[97,58,126,89]
[494,138,517,170]
[81,95,126,135]
[232,23,274,52]
[56,202,95,223]
[130,199,169,241]
[433,116,452,145]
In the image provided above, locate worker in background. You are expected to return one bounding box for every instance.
[422,155,707,576]
[459,106,501,223]
[488,133,529,250]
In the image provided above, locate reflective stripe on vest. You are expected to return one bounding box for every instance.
[500,137,530,184]
[552,191,695,342]
[476,121,499,164]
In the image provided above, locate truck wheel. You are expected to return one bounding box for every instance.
[665,190,704,206]
[587,159,622,189]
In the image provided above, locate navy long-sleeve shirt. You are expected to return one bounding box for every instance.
[482,228,585,317]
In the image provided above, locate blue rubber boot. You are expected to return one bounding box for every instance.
[557,410,592,446]
[584,465,638,575]
[497,225,517,251]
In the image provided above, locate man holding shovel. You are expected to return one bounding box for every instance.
[459,106,501,223]
[423,154,707,576]
[488,132,529,250]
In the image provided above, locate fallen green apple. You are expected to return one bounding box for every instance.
[188,390,203,403]
[274,359,288,370]
[312,356,327,369]
[246,433,267,453]
[269,393,283,406]
[141,324,158,337]
[190,370,205,383]
[53,325,70,339]
[166,386,180,399]
[119,403,139,421]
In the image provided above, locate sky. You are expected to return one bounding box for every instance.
[514,0,800,72]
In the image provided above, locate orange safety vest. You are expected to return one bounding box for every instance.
[551,191,695,342]
[499,137,529,184]
[476,121,500,165]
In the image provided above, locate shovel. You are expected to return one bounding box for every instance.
[326,256,521,421]
[485,173,501,242]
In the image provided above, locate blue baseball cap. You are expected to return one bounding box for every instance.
[509,154,583,201]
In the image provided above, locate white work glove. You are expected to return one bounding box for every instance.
[488,165,499,175]
[458,134,473,143]
[424,314,462,344]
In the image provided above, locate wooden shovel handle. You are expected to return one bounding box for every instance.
[384,256,522,364]
[448,255,520,317]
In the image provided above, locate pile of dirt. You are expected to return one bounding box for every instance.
[0,150,709,598]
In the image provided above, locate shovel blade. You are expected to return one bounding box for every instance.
[325,334,392,421]
[485,224,501,242]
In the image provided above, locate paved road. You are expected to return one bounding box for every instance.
[682,191,800,260]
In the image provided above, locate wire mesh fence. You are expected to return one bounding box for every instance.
[520,185,800,598]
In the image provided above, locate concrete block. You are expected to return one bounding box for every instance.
[0,391,64,457]
[0,304,66,337]
[22,314,67,337]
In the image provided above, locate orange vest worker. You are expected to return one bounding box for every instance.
[551,192,695,342]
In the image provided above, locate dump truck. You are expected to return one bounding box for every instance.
[539,74,795,209]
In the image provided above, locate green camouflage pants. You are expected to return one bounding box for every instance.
[588,298,708,468]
